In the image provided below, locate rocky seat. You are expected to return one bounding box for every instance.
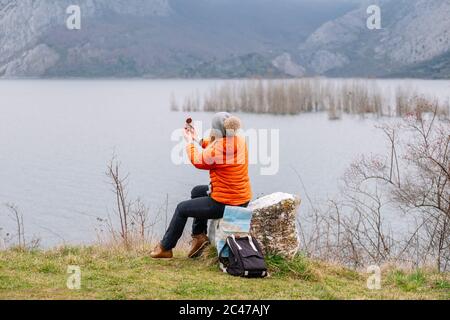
[209,192,301,258]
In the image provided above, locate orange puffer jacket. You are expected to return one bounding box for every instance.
[186,136,252,206]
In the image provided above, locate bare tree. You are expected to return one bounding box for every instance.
[339,109,449,270]
[106,156,131,248]
[298,108,449,271]
[1,203,40,250]
[105,155,161,250]
[4,203,25,249]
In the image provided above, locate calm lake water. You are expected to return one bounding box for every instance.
[0,79,449,247]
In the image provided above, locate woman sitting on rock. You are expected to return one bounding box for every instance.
[151,112,252,259]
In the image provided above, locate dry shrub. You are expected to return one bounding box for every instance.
[0,204,40,250]
[102,155,165,251]
[298,108,450,272]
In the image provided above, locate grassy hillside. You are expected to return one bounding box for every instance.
[0,246,448,300]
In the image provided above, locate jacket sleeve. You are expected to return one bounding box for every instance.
[186,142,217,170]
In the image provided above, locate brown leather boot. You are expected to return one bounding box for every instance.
[188,233,210,258]
[150,243,173,259]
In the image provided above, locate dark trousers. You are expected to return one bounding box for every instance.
[161,185,248,250]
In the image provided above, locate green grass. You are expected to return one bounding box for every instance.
[0,246,448,300]
[387,270,427,292]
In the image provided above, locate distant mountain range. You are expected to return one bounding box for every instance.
[0,0,449,78]
[294,0,450,78]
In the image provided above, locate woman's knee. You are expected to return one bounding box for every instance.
[175,200,191,218]
[191,185,209,199]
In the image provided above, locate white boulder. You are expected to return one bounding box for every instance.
[249,192,301,258]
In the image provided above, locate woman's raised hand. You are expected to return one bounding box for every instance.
[183,127,195,143]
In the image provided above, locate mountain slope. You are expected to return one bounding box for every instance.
[0,0,171,77]
[0,0,357,78]
[390,50,450,79]
[0,0,448,78]
[295,0,450,77]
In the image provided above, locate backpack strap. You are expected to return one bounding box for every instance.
[248,236,258,252]
[218,237,232,273]
[230,234,242,250]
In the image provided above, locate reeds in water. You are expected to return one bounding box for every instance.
[175,79,449,119]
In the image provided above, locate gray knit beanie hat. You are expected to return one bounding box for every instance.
[211,112,242,138]
[211,112,231,138]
